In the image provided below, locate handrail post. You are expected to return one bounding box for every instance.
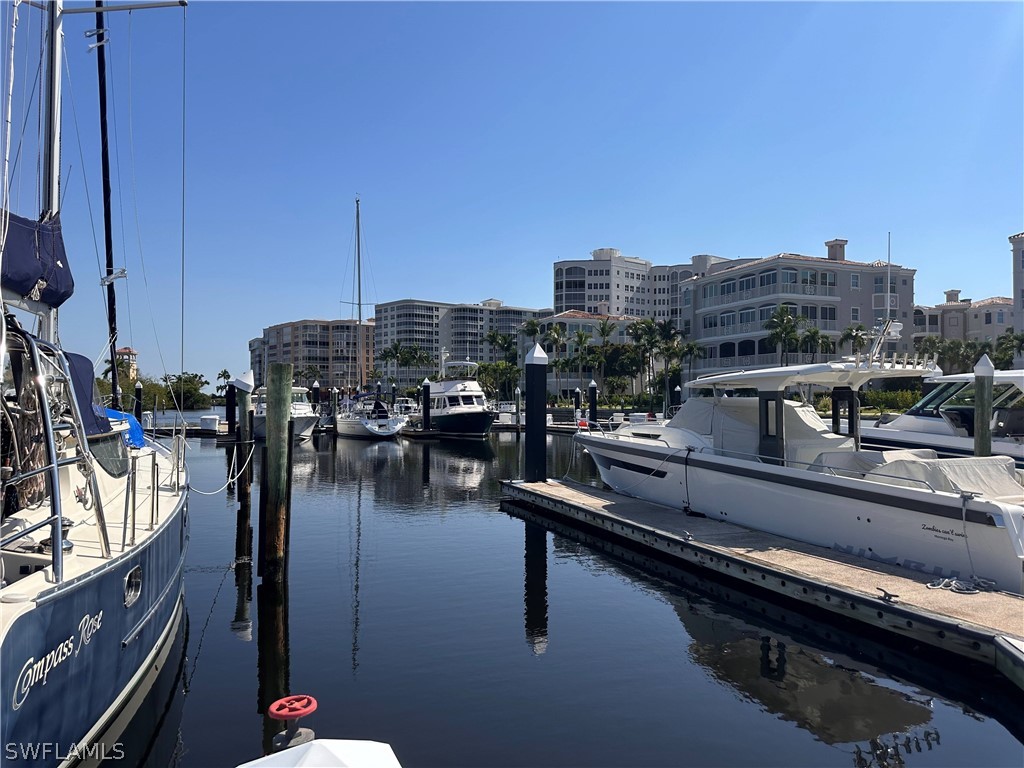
[129,453,138,546]
[150,451,158,529]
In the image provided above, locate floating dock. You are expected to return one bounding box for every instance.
[499,478,1024,692]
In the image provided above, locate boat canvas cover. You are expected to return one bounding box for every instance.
[1,210,75,307]
[68,352,112,436]
[866,455,1023,502]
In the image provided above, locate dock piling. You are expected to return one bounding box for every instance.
[975,354,994,457]
[524,343,548,482]
[421,379,432,431]
[262,362,293,581]
[588,379,598,425]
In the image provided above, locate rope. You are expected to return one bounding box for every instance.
[926,576,996,594]
[183,561,231,694]
[189,442,255,496]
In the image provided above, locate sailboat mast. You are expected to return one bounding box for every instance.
[355,197,363,389]
[41,0,63,221]
[95,1,121,410]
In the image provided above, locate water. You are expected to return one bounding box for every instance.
[113,433,1023,767]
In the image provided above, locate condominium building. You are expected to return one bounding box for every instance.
[913,290,1014,345]
[1012,232,1024,328]
[248,318,375,390]
[373,298,552,390]
[552,239,916,373]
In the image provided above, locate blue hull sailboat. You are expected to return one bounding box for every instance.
[0,2,189,764]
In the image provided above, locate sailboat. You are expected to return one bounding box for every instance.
[334,199,407,440]
[0,2,189,764]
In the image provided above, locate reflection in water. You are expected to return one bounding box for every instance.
[172,433,1019,767]
[679,604,932,746]
[510,502,1024,766]
[256,578,290,757]
[523,523,548,654]
[97,607,188,767]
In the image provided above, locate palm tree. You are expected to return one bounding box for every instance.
[914,335,943,365]
[627,318,658,404]
[377,340,403,383]
[839,324,869,356]
[764,307,804,365]
[215,368,231,396]
[572,329,590,391]
[655,320,680,416]
[595,318,617,388]
[678,341,706,395]
[799,326,823,363]
[544,324,566,400]
[519,319,542,363]
[993,329,1024,369]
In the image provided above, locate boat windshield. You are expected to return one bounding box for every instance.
[291,391,309,405]
[909,381,1021,416]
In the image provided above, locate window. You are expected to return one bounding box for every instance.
[759,270,777,288]
[800,305,818,321]
[759,304,776,322]
[721,279,736,297]
[998,310,1005,324]
[821,306,836,322]
[702,315,718,330]
[720,312,736,328]
[739,308,756,325]
[985,312,992,325]
[800,270,817,286]
[781,269,798,285]
[738,275,756,292]
[702,284,719,300]
[851,273,860,289]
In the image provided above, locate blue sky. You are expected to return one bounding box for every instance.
[6,1,1022,389]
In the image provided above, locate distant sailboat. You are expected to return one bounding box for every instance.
[335,199,407,440]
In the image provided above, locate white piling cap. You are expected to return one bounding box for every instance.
[974,353,995,377]
[589,380,598,388]
[525,342,549,365]
[233,369,255,393]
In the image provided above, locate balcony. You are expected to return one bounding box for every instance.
[698,283,838,310]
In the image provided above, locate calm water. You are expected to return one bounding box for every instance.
[113,432,1023,767]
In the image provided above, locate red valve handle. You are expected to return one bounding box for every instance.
[268,694,317,720]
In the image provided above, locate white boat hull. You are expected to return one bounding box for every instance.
[253,414,319,441]
[335,414,406,440]
[576,433,1024,594]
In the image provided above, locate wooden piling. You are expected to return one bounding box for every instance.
[226,383,237,437]
[237,387,252,505]
[262,362,293,581]
[133,380,143,421]
[588,380,598,425]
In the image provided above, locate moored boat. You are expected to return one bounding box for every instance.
[1,2,189,762]
[575,345,1024,594]
[335,393,407,440]
[252,386,319,441]
[427,356,496,439]
[862,369,1024,467]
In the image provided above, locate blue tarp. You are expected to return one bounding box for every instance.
[105,408,146,448]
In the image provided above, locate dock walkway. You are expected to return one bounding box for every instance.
[499,478,1024,691]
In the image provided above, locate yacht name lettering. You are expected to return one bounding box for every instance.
[11,611,103,710]
[11,636,74,710]
[75,611,103,656]
[921,524,966,538]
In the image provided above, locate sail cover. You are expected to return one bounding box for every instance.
[1,210,75,307]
